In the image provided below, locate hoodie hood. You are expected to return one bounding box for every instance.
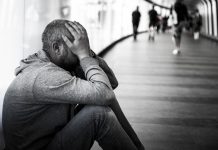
[15,50,50,76]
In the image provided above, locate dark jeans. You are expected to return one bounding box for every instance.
[133,24,139,40]
[46,105,138,150]
[174,21,187,39]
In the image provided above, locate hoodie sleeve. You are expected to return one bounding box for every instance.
[90,50,118,89]
[33,57,115,105]
[74,51,118,89]
[96,56,118,89]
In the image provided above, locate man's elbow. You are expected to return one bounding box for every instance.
[112,80,119,90]
[99,88,116,106]
[106,90,116,105]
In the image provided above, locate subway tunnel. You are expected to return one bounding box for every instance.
[0,0,218,150]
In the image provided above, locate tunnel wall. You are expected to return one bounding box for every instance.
[22,0,152,56]
[0,1,25,148]
[198,0,218,38]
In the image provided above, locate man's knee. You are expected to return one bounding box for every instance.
[83,105,117,125]
[83,105,107,113]
[82,106,119,141]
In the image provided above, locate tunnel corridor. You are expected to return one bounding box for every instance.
[0,0,218,150]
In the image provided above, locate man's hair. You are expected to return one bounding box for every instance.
[136,6,139,10]
[42,19,73,54]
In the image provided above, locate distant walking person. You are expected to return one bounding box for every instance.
[162,16,169,33]
[148,5,158,41]
[172,0,189,55]
[192,9,202,40]
[132,6,141,41]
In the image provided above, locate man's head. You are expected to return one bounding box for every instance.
[42,19,79,70]
[152,5,155,10]
[136,6,139,11]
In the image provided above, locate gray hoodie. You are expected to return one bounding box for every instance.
[2,50,118,150]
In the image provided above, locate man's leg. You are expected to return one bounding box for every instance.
[174,34,181,49]
[148,23,151,40]
[46,105,137,150]
[172,24,182,55]
[133,25,137,40]
[110,98,145,150]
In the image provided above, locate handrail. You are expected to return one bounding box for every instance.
[98,31,147,57]
[143,0,171,10]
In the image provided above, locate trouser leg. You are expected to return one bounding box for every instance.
[46,105,96,150]
[97,107,138,150]
[46,105,137,150]
[173,22,185,49]
[173,32,181,48]
[133,25,138,40]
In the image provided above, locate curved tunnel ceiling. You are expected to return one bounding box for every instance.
[144,0,202,10]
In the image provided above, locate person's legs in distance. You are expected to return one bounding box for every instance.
[133,25,138,40]
[172,23,183,55]
[149,23,155,41]
[46,105,138,150]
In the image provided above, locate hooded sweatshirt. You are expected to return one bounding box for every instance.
[2,50,118,150]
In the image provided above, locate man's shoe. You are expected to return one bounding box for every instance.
[172,49,180,55]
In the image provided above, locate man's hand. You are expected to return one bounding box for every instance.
[62,21,90,60]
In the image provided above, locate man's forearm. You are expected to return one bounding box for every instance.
[90,51,144,148]
[110,98,145,150]
[90,50,118,89]
[74,53,118,89]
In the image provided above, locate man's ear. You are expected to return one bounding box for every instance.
[52,42,61,55]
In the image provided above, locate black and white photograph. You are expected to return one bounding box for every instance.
[0,0,218,150]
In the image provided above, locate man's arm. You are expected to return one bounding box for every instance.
[91,50,118,89]
[67,21,144,149]
[75,52,143,149]
[74,51,118,89]
[73,56,144,149]
[33,57,115,105]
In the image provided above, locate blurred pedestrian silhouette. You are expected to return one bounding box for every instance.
[162,16,169,33]
[192,9,202,40]
[156,14,162,34]
[148,5,158,41]
[132,6,141,41]
[172,0,189,55]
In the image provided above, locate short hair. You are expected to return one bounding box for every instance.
[42,19,73,54]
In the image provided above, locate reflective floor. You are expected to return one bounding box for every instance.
[92,32,218,150]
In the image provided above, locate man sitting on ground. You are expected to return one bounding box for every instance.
[3,19,145,150]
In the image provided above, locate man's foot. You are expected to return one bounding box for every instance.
[172,49,181,55]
